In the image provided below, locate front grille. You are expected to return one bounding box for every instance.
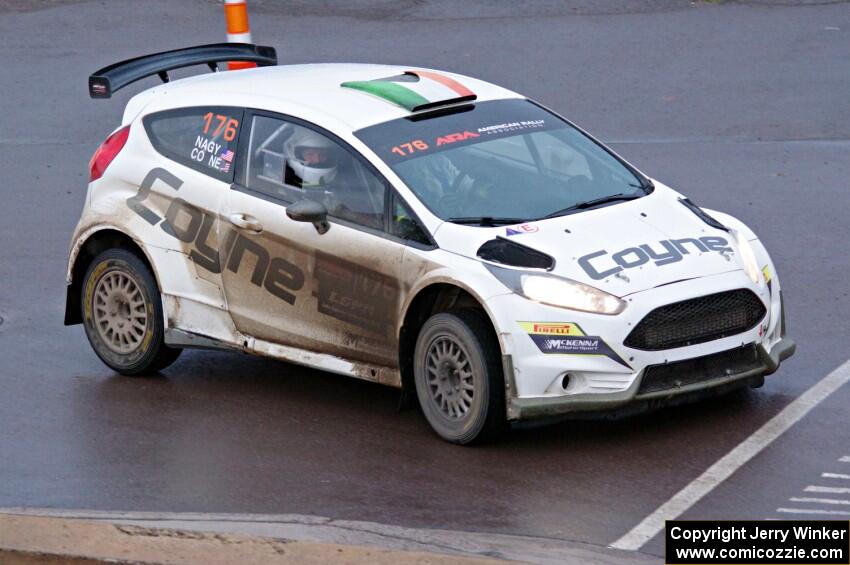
[624,289,766,351]
[638,344,764,395]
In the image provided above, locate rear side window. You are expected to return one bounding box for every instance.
[144,106,243,182]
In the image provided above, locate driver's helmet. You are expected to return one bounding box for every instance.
[283,129,339,187]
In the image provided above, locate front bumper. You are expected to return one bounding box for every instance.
[484,265,795,421]
[504,336,795,420]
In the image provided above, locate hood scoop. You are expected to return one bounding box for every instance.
[477,237,554,270]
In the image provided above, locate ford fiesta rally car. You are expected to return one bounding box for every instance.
[66,44,795,444]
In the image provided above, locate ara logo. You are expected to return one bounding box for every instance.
[506,223,539,236]
[435,131,479,146]
[578,236,733,281]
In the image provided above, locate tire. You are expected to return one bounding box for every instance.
[413,310,506,444]
[81,248,181,375]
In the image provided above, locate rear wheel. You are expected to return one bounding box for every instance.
[81,248,181,375]
[413,310,506,444]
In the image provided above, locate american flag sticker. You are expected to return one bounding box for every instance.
[218,148,234,173]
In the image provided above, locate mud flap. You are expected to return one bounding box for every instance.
[396,385,418,412]
[64,283,82,326]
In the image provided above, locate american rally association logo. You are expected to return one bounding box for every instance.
[518,322,630,368]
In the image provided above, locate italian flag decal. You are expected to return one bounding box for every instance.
[341,71,476,112]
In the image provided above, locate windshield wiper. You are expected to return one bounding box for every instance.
[446,216,528,226]
[540,192,643,220]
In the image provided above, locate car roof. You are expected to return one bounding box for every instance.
[133,63,522,132]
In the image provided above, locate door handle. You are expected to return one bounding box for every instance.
[229,213,263,234]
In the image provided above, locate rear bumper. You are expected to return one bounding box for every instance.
[505,336,795,421]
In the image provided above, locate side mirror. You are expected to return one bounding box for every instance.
[286,199,329,234]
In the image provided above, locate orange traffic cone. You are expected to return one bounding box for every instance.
[224,0,256,70]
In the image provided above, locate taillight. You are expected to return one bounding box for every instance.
[89,125,131,182]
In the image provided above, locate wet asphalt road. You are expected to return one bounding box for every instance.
[0,0,849,558]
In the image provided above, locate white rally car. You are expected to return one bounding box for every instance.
[66,44,795,444]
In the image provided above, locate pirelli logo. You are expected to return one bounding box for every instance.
[533,323,572,335]
[518,322,585,336]
[518,321,630,367]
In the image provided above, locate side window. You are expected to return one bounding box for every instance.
[391,195,432,246]
[244,114,385,230]
[144,107,243,182]
[144,106,242,182]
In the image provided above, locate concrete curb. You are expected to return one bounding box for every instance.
[0,514,512,565]
[0,508,661,564]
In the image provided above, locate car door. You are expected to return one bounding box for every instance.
[218,111,409,368]
[138,106,243,303]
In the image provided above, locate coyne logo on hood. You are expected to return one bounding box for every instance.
[578,236,733,281]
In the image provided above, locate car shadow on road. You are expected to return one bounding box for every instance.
[56,347,799,535]
[83,346,792,453]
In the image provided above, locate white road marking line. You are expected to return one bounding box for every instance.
[777,508,850,516]
[822,472,850,480]
[790,497,850,506]
[805,485,850,494]
[610,359,850,551]
[840,456,850,463]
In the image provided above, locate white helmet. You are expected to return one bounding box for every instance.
[283,128,339,187]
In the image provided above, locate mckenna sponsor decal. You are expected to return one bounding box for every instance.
[540,337,601,353]
[519,321,630,368]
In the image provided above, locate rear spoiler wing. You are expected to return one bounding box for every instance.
[88,43,277,99]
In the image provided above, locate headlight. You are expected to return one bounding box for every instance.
[733,230,760,284]
[520,274,626,315]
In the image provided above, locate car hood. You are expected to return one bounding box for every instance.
[432,185,743,297]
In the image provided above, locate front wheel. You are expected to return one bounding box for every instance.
[81,248,181,375]
[413,310,506,444]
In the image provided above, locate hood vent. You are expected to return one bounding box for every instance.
[679,198,728,232]
[477,237,554,270]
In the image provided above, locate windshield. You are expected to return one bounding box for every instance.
[354,99,648,224]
